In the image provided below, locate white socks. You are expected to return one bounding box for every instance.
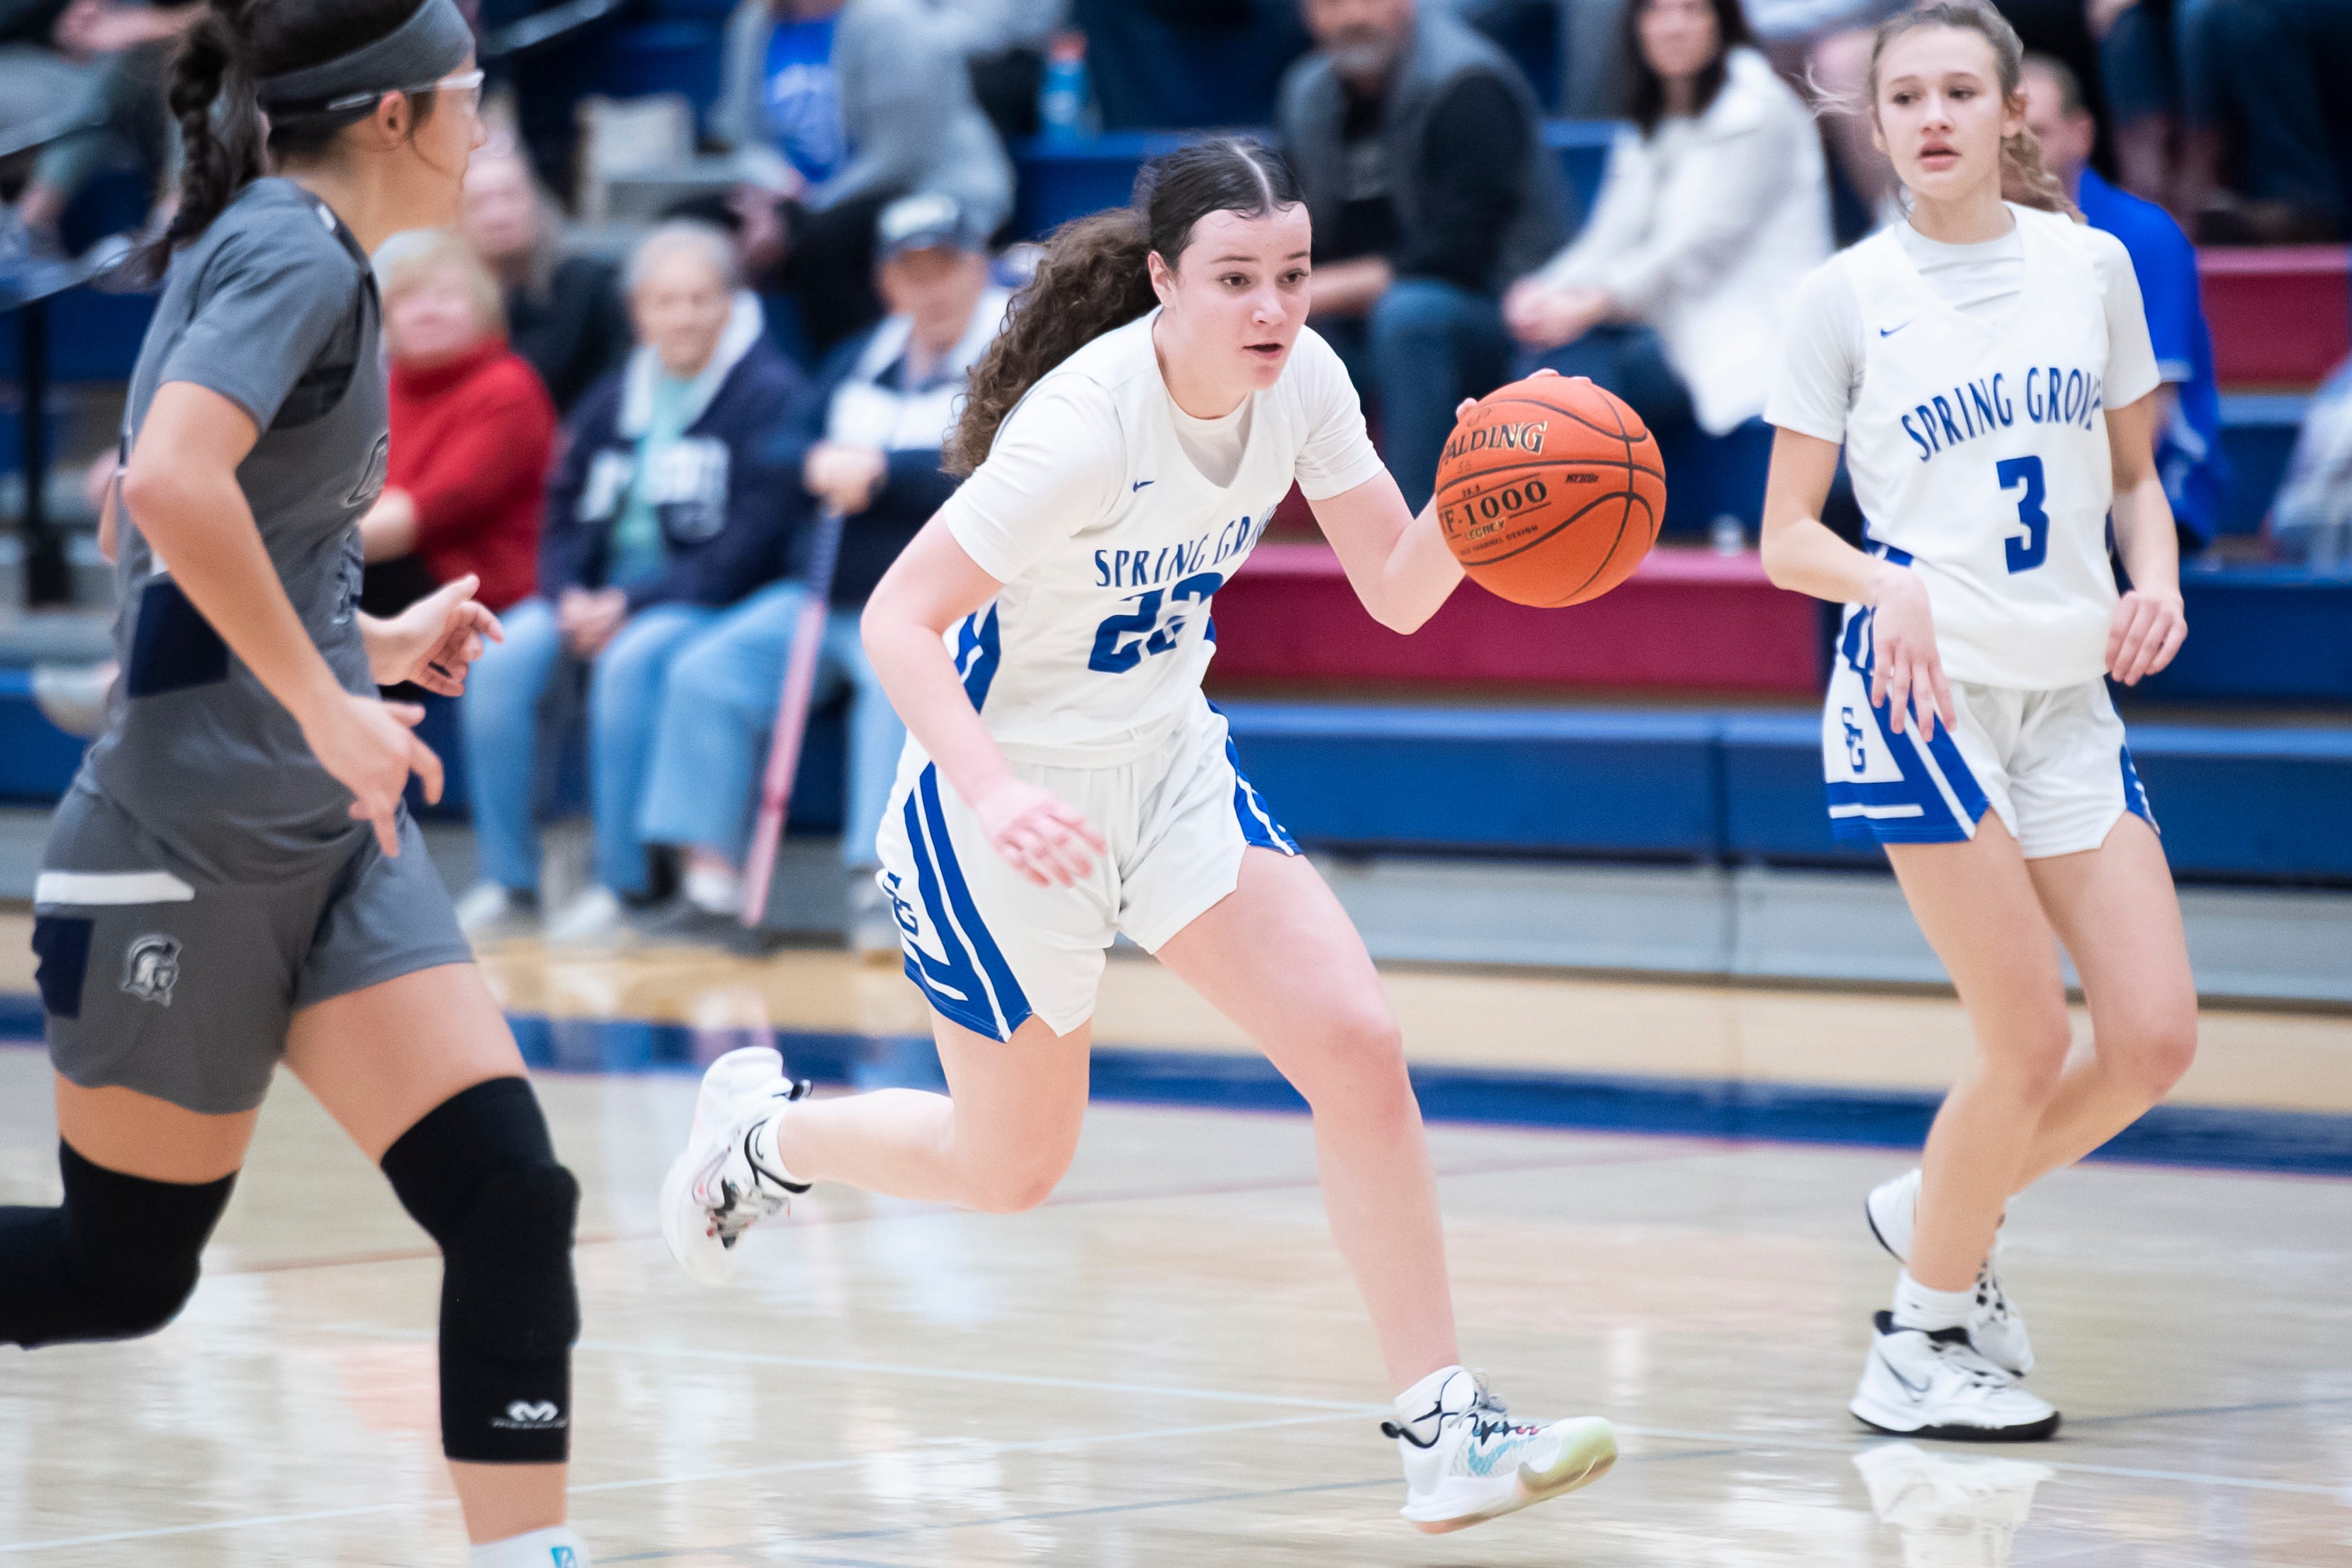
[684,863,741,915]
[1891,1270,1974,1334]
[469,1525,588,1567]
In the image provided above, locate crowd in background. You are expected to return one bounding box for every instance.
[0,0,2346,945]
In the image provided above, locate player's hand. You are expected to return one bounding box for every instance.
[301,694,442,857]
[2106,587,2186,685]
[364,574,504,696]
[1867,566,1957,740]
[973,778,1106,889]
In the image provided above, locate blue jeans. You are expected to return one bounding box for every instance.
[637,581,908,869]
[461,596,716,897]
[2178,0,2352,220]
[1530,322,1698,438]
[1323,277,1511,512]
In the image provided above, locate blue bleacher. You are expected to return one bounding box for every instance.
[1220,702,2352,884]
[1013,121,1616,242]
[0,679,2343,882]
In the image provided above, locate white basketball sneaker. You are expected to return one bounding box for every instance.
[1386,1366,1616,1533]
[1850,1312,2060,1442]
[659,1046,812,1285]
[1866,1168,2035,1376]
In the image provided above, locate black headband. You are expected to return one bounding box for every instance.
[256,0,472,120]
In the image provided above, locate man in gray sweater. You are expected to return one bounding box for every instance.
[711,0,1013,354]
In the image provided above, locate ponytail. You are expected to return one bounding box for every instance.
[2000,125,2079,219]
[945,135,1304,477]
[1857,1,2084,223]
[145,0,266,276]
[946,209,1156,476]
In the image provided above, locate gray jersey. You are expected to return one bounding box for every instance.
[79,178,389,881]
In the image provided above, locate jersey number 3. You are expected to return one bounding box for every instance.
[1996,456,2049,574]
[1088,572,1224,674]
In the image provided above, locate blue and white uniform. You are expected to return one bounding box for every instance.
[1767,203,2164,857]
[873,310,1384,1039]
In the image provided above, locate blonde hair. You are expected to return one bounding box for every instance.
[1858,1,2081,220]
[374,227,508,336]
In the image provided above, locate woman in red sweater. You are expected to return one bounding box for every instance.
[360,229,556,616]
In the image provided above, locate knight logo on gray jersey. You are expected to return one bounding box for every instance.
[347,431,390,509]
[121,934,181,1006]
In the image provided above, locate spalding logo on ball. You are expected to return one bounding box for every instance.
[1435,373,1667,608]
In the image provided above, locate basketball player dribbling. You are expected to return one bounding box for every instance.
[660,139,1619,1533]
[1760,1,2196,1440]
[0,1,592,1561]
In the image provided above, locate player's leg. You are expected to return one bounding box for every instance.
[1154,847,1614,1531]
[777,1013,1091,1209]
[1855,820,2066,1438]
[2013,817,2198,1185]
[286,963,585,1559]
[1154,847,1454,1387]
[0,1080,249,1348]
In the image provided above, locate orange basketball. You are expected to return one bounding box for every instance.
[1434,374,1667,607]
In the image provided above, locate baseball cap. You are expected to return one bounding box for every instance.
[878,193,985,261]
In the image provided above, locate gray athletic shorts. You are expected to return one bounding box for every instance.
[32,789,474,1115]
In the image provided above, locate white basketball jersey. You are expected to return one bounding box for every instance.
[1842,205,2117,689]
[940,313,1375,757]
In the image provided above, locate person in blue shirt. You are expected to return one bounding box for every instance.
[2022,51,2227,558]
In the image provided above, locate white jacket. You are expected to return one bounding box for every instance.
[1534,47,1830,434]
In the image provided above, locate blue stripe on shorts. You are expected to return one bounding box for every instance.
[898,765,1032,1040]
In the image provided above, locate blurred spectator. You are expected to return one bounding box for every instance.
[1280,0,1568,509]
[1,0,193,254]
[933,0,1067,146]
[1073,0,1313,130]
[2088,0,2174,201]
[360,230,556,621]
[637,193,1009,951]
[461,142,631,416]
[2021,52,2226,556]
[0,0,86,157]
[711,0,1013,357]
[1504,0,1829,440]
[2175,0,2351,241]
[454,224,806,946]
[2271,354,2352,569]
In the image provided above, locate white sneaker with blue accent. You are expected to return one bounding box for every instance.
[658,1046,811,1286]
[1851,1312,2059,1441]
[1867,1168,2035,1377]
[1386,1366,1616,1533]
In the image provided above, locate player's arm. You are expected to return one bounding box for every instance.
[1309,468,1465,634]
[861,521,1105,889]
[1759,426,1954,739]
[123,381,440,854]
[2103,393,2188,685]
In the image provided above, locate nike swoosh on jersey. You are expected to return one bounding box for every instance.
[1132,480,1154,491]
[1878,322,1913,338]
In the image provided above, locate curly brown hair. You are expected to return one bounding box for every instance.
[945,137,1304,477]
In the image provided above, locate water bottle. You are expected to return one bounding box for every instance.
[1038,33,1094,141]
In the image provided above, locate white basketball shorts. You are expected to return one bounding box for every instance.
[1823,607,2156,858]
[873,697,1298,1042]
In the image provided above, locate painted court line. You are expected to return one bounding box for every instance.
[0,1414,1367,1555]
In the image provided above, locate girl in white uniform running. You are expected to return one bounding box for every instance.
[658,140,1616,1533]
[1761,2,2196,1441]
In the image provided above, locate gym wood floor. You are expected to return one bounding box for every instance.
[1,925,2347,1565]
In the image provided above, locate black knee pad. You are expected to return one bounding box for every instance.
[381,1077,580,1463]
[0,1141,233,1348]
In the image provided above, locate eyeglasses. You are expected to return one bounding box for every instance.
[321,68,486,116]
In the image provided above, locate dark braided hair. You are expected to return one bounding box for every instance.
[145,0,441,274]
[945,137,1303,477]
